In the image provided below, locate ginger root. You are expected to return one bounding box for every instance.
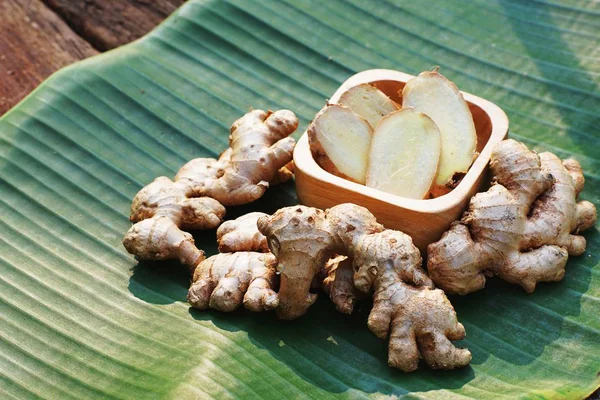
[370,281,470,372]
[428,139,597,294]
[258,203,471,371]
[184,206,470,371]
[122,110,298,269]
[191,213,354,314]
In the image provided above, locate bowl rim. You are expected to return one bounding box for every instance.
[293,69,509,213]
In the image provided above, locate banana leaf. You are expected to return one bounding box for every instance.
[1,0,599,398]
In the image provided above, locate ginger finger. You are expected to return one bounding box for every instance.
[204,110,298,206]
[217,212,269,253]
[321,256,361,314]
[187,252,278,313]
[122,217,205,270]
[373,283,471,372]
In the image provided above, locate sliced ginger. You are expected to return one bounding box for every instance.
[402,70,477,196]
[308,105,373,184]
[428,139,597,294]
[366,109,441,199]
[339,83,399,128]
[309,70,478,198]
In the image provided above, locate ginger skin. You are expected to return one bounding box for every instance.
[122,110,298,269]
[428,139,597,294]
[258,204,471,371]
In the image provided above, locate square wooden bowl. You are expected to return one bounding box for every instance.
[293,69,509,253]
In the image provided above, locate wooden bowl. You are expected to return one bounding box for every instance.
[293,69,509,253]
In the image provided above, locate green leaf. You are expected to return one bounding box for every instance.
[1,0,599,398]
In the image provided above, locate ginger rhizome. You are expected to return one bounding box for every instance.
[185,205,470,371]
[122,109,298,269]
[428,139,597,295]
[258,204,471,371]
[188,212,359,316]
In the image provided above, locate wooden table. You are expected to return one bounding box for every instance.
[0,0,185,115]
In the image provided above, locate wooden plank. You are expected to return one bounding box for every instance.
[0,0,98,115]
[42,0,186,51]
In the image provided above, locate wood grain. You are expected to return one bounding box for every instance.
[42,0,186,51]
[294,69,509,253]
[0,0,98,115]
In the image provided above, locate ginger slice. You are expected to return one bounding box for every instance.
[308,104,373,184]
[402,70,477,196]
[339,83,399,129]
[366,109,441,199]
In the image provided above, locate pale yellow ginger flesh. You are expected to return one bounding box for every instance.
[258,204,471,372]
[122,109,298,269]
[339,83,399,129]
[402,70,477,195]
[366,109,441,199]
[217,212,269,253]
[428,139,597,294]
[187,252,279,312]
[308,105,373,184]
